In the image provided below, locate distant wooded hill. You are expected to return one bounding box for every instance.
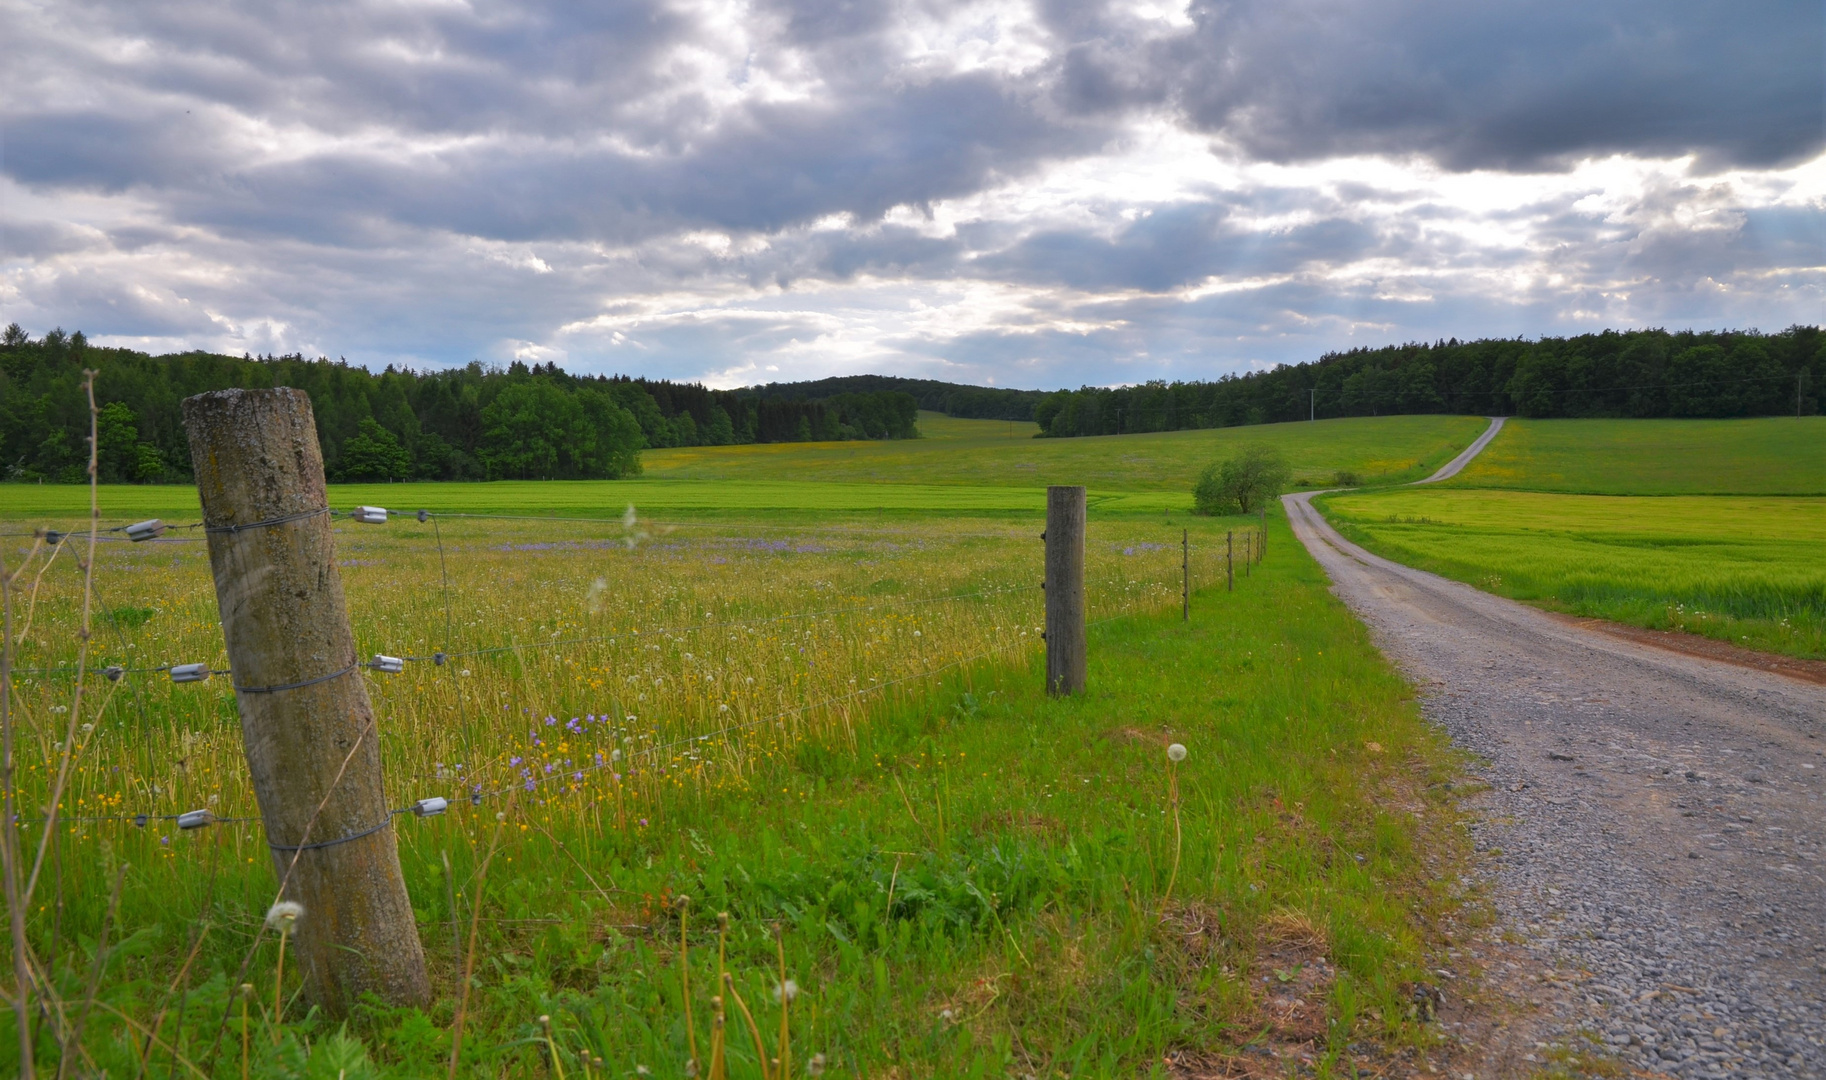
[1030,327,1822,438]
[2,324,1817,483]
[0,327,917,483]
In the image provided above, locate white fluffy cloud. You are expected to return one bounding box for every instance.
[3,0,1821,386]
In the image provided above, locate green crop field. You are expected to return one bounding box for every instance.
[0,418,1475,1076]
[1444,416,1826,495]
[1320,488,1826,659]
[2,413,1487,527]
[642,413,1489,492]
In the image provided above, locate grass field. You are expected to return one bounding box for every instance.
[1,485,1469,1076]
[642,413,1489,491]
[1444,416,1826,495]
[1,413,1487,528]
[2,478,1195,526]
[1320,488,1826,660]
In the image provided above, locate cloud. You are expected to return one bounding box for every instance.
[1158,0,1823,171]
[2,0,1821,385]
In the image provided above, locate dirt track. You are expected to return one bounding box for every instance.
[1284,488,1826,1078]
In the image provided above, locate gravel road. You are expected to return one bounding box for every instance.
[1284,485,1826,1078]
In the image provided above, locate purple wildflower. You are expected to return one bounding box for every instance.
[524,779,536,791]
[573,772,583,782]
[510,756,522,766]
[545,716,557,726]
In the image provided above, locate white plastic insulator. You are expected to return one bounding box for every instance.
[352,506,389,524]
[370,654,405,674]
[176,810,213,829]
[125,519,166,542]
[170,663,210,683]
[411,796,449,817]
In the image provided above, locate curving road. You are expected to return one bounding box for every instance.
[1415,415,1506,484]
[1285,424,1826,1078]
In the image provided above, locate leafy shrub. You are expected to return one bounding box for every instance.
[1194,445,1293,514]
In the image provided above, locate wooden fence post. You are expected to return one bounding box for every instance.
[183,388,430,1014]
[1044,486,1086,695]
[1226,531,1233,592]
[1181,529,1189,622]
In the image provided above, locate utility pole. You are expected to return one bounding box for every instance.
[184,388,430,1014]
[1044,486,1086,695]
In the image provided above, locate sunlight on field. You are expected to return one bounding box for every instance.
[1322,488,1826,658]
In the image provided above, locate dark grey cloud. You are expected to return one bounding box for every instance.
[1158,0,1824,170]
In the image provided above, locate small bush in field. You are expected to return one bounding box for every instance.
[1195,445,1293,514]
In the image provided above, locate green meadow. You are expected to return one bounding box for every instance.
[1323,485,1826,659]
[642,413,1489,491]
[2,413,1487,527]
[1,422,1475,1076]
[1444,416,1826,495]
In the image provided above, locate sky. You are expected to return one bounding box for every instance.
[3,0,1822,390]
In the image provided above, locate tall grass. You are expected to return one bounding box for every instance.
[1,506,1462,1076]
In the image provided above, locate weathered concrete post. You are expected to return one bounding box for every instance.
[1044,486,1086,695]
[183,388,429,1014]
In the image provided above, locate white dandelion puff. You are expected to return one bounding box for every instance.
[264,901,305,931]
[1167,743,1187,762]
[773,979,799,1004]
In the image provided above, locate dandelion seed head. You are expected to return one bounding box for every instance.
[774,979,799,1003]
[264,901,305,930]
[1167,743,1187,762]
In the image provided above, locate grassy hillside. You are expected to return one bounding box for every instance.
[1321,488,1826,659]
[1445,416,1826,495]
[643,412,1489,491]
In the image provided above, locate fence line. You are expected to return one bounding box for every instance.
[1,499,1258,843]
[5,558,1212,836]
[4,560,1207,681]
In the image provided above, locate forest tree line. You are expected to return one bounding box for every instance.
[0,327,919,483]
[1033,327,1823,437]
